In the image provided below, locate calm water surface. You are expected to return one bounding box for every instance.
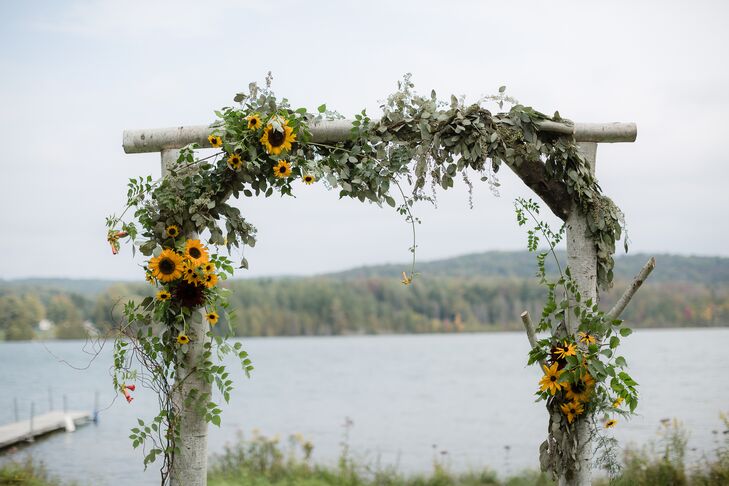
[0,328,728,485]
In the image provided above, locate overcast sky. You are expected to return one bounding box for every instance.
[1,0,727,280]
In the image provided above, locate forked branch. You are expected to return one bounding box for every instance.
[521,311,546,369]
[606,256,656,320]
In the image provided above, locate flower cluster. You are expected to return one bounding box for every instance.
[209,110,315,188]
[146,232,223,345]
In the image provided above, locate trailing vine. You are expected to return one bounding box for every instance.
[515,197,636,478]
[106,74,629,481]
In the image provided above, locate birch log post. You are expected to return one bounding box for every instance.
[161,149,213,486]
[562,141,599,486]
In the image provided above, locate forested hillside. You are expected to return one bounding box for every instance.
[1,251,727,339]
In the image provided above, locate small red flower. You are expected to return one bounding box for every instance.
[121,384,135,403]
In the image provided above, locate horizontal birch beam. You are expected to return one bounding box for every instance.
[122,120,637,154]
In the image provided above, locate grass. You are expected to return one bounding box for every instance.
[2,414,728,485]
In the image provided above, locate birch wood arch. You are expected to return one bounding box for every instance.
[111,79,652,486]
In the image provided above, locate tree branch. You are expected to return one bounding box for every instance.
[521,311,546,369]
[606,257,656,321]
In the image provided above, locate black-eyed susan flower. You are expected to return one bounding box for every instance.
[247,114,262,130]
[612,397,624,408]
[560,400,584,424]
[203,272,218,288]
[184,239,209,266]
[604,419,617,429]
[553,341,577,360]
[166,225,180,238]
[145,273,156,285]
[156,290,171,301]
[227,154,243,171]
[565,373,595,403]
[578,331,597,345]
[260,119,296,155]
[538,362,565,395]
[208,134,223,148]
[273,160,292,178]
[177,333,190,345]
[148,249,184,283]
[206,311,219,326]
[302,174,316,185]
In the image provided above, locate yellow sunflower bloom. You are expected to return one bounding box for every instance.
[302,174,316,185]
[227,154,243,171]
[202,262,215,273]
[148,249,184,283]
[184,239,209,266]
[578,331,597,345]
[156,290,171,301]
[565,373,595,403]
[145,273,156,285]
[166,225,180,238]
[273,160,292,178]
[260,121,296,155]
[181,262,199,284]
[208,134,223,148]
[560,400,584,424]
[206,312,219,326]
[538,362,565,395]
[177,333,190,345]
[553,341,577,360]
[613,397,624,408]
[604,419,617,429]
[247,114,262,130]
[203,273,218,288]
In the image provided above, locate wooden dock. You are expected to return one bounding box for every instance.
[0,411,91,450]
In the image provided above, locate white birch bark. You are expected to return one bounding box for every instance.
[161,149,211,486]
[561,142,599,486]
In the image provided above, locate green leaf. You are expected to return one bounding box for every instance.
[619,327,632,337]
[317,104,327,113]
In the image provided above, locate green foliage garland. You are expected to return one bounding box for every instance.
[106,74,630,481]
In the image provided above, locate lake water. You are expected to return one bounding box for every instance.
[0,328,728,485]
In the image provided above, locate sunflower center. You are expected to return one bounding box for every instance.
[189,247,201,259]
[268,129,285,147]
[159,258,176,275]
[550,376,557,382]
[279,166,287,173]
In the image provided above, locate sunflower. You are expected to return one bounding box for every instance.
[565,373,595,403]
[302,174,316,185]
[538,362,565,395]
[604,419,617,429]
[156,290,171,301]
[553,341,577,360]
[578,331,597,345]
[227,154,243,171]
[184,239,209,266]
[177,333,190,345]
[206,311,219,326]
[166,225,180,238]
[145,273,156,285]
[203,272,218,288]
[247,114,262,130]
[202,262,215,273]
[148,249,184,283]
[613,397,624,408]
[173,281,206,308]
[260,120,296,155]
[273,160,292,178]
[560,401,584,424]
[181,262,199,284]
[208,134,223,148]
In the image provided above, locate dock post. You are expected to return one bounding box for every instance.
[93,390,99,424]
[29,402,35,439]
